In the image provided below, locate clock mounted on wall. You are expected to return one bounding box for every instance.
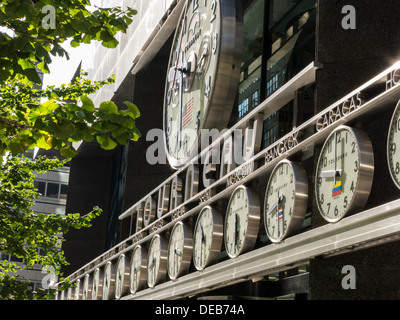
[163,0,242,168]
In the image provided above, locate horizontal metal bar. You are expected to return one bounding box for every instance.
[122,198,400,300]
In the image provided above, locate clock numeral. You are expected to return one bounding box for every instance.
[212,33,219,54]
[350,180,355,192]
[193,0,198,12]
[210,0,217,22]
[320,193,324,204]
[354,160,359,172]
[395,162,400,174]
[205,75,212,98]
[390,142,397,154]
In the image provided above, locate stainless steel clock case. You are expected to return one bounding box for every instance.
[315,125,374,222]
[129,244,148,294]
[167,221,193,280]
[264,159,308,243]
[115,254,131,300]
[193,205,223,271]
[163,0,243,169]
[224,185,260,258]
[147,234,168,288]
[387,99,400,189]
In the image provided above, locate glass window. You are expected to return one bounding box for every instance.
[34,181,46,197]
[46,183,59,198]
[266,0,316,96]
[237,0,265,119]
[60,184,68,199]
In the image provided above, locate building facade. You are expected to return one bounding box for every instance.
[59,0,400,300]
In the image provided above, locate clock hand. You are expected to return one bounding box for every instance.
[334,132,337,185]
[172,0,191,89]
[234,213,239,252]
[321,169,342,179]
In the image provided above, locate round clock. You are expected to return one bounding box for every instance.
[387,99,400,188]
[82,273,91,300]
[224,185,260,258]
[163,0,242,168]
[315,125,374,222]
[130,245,147,294]
[115,254,130,299]
[264,160,308,243]
[91,267,103,300]
[167,221,193,280]
[102,261,116,300]
[193,205,223,270]
[147,234,168,288]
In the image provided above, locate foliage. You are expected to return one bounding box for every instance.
[0,0,137,84]
[0,155,102,299]
[0,73,141,158]
[0,0,139,299]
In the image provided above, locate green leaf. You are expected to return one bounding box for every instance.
[60,145,78,158]
[99,101,118,114]
[102,38,119,49]
[23,68,42,84]
[80,96,95,112]
[123,101,140,118]
[96,135,117,150]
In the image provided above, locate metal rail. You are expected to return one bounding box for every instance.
[122,199,400,300]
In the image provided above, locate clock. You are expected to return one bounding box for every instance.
[167,221,193,280]
[82,273,91,300]
[163,0,242,168]
[115,254,130,299]
[315,125,374,222]
[91,267,103,300]
[102,261,116,300]
[147,234,168,288]
[387,99,400,188]
[193,205,223,270]
[224,185,260,258]
[264,160,308,243]
[130,245,147,294]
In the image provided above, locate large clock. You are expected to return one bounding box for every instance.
[264,160,308,243]
[224,185,260,258]
[163,0,242,168]
[315,126,374,222]
[387,99,400,188]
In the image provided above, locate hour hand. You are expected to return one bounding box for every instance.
[321,169,342,179]
[267,195,284,215]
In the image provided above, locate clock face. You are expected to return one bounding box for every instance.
[91,267,103,300]
[147,234,168,288]
[167,221,193,280]
[224,185,260,258]
[193,205,223,270]
[315,126,374,222]
[387,99,400,188]
[163,0,242,168]
[264,160,308,243]
[130,245,147,294]
[102,261,116,300]
[115,254,130,300]
[82,274,91,300]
